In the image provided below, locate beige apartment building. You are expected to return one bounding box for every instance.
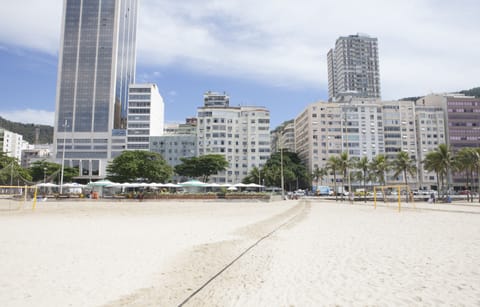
[295,99,423,190]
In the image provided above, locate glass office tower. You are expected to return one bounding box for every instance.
[54,0,138,179]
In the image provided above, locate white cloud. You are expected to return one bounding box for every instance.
[1,0,479,100]
[0,109,55,126]
[136,0,480,97]
[0,1,61,54]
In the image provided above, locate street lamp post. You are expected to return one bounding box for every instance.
[280,147,285,200]
[43,167,47,183]
[60,119,67,194]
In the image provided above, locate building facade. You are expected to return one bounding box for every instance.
[0,128,24,162]
[327,34,381,101]
[150,119,197,182]
[295,100,384,183]
[294,99,425,190]
[21,144,53,168]
[196,92,271,183]
[53,0,138,179]
[418,94,480,190]
[381,100,419,186]
[414,97,447,190]
[270,120,295,154]
[127,84,164,150]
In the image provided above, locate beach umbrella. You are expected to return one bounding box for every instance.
[233,183,249,187]
[36,182,58,194]
[164,183,180,188]
[179,180,207,193]
[36,183,58,187]
[179,180,207,187]
[206,183,221,188]
[88,179,115,187]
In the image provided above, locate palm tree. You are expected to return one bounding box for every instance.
[370,154,389,187]
[423,151,443,196]
[355,156,370,203]
[337,152,351,201]
[423,144,454,197]
[370,154,389,201]
[312,166,321,187]
[454,148,476,201]
[436,144,455,196]
[391,151,417,202]
[312,166,328,189]
[326,156,341,201]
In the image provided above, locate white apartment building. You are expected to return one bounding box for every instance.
[414,98,447,190]
[271,120,295,153]
[381,100,419,187]
[0,128,24,162]
[196,92,270,183]
[150,119,197,180]
[327,34,381,101]
[295,100,384,175]
[295,99,425,189]
[21,144,53,168]
[127,84,164,150]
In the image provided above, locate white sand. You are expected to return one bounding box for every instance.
[1,199,479,306]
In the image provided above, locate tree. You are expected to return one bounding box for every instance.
[312,166,328,187]
[243,166,262,185]
[337,152,352,201]
[175,154,228,182]
[453,147,476,201]
[391,151,417,202]
[106,150,173,183]
[28,160,78,184]
[326,155,341,201]
[370,154,389,187]
[436,144,455,196]
[423,144,454,197]
[423,151,443,195]
[369,154,389,202]
[354,156,370,202]
[0,152,32,185]
[259,151,309,190]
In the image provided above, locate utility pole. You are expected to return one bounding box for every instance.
[60,119,67,194]
[281,146,285,200]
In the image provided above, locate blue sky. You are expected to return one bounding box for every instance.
[0,0,479,128]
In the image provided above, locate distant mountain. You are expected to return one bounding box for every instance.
[399,86,480,101]
[0,116,53,144]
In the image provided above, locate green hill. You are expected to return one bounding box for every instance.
[0,116,53,144]
[460,87,480,98]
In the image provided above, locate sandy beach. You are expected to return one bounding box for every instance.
[1,198,479,306]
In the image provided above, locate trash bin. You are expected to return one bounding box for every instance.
[92,192,98,199]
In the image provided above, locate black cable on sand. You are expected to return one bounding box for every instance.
[177,201,307,306]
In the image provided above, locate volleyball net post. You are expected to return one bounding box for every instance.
[373,185,414,212]
[0,185,38,210]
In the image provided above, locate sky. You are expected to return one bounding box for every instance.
[0,0,479,128]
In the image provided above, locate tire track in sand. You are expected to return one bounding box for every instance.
[104,200,310,307]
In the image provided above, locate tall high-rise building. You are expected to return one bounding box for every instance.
[327,34,381,101]
[53,0,138,179]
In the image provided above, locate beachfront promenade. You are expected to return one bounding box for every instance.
[1,199,479,306]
